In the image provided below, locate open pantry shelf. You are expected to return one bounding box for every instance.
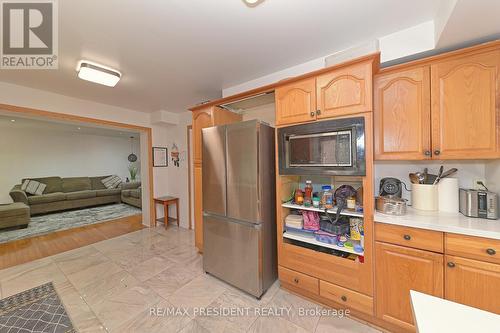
[283,230,364,256]
[281,202,364,218]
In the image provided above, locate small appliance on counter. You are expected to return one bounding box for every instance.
[459,189,498,220]
[376,178,408,215]
[379,177,403,198]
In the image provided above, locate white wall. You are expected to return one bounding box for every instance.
[375,161,485,203]
[153,112,192,229]
[241,103,276,127]
[0,125,140,203]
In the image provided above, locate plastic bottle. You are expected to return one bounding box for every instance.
[304,180,313,207]
[321,185,333,209]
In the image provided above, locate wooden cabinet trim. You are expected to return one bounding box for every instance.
[445,233,500,265]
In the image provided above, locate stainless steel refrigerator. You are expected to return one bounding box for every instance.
[202,119,277,298]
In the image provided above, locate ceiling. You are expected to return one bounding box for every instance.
[0,0,446,113]
[0,113,139,138]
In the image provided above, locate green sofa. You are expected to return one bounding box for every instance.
[9,176,123,215]
[121,182,142,208]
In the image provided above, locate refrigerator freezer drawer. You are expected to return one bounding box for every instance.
[203,214,262,297]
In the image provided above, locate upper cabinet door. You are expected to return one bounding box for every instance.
[431,50,500,159]
[374,67,431,160]
[275,77,317,126]
[192,108,213,164]
[316,60,373,119]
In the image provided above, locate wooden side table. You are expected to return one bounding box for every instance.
[153,196,179,228]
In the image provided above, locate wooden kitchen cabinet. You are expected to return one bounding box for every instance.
[192,108,213,164]
[316,60,373,118]
[375,44,500,161]
[375,242,444,331]
[194,165,204,251]
[445,255,500,314]
[275,77,317,126]
[431,50,500,159]
[374,67,431,160]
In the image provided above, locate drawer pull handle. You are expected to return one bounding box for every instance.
[316,109,321,116]
[447,262,456,268]
[341,295,347,302]
[310,111,315,117]
[293,278,299,284]
[486,248,496,255]
[403,234,411,241]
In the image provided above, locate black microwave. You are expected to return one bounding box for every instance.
[278,117,366,176]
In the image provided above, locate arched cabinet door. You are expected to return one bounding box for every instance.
[431,50,500,159]
[275,77,317,126]
[374,67,431,160]
[316,60,373,119]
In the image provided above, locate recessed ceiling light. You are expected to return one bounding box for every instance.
[243,0,264,7]
[77,60,121,87]
[10,119,15,122]
[77,127,81,130]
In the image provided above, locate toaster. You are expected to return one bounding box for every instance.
[459,189,498,219]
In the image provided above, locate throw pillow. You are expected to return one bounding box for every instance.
[101,175,122,189]
[21,179,47,196]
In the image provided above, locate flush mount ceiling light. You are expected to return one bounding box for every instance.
[77,61,121,87]
[242,0,264,7]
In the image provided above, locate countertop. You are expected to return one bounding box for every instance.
[410,290,500,333]
[374,207,500,240]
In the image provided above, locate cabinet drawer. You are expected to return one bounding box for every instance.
[445,234,500,265]
[320,280,373,315]
[376,223,443,253]
[278,266,319,295]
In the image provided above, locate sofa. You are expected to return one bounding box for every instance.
[121,182,142,208]
[9,176,123,216]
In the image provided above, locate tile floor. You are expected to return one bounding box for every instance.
[0,225,382,333]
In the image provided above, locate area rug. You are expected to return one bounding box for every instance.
[0,203,141,244]
[0,282,76,333]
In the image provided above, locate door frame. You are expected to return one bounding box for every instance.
[187,124,193,229]
[0,103,156,227]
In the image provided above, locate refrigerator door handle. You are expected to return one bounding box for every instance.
[203,212,262,229]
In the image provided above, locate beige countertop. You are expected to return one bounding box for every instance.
[375,207,500,240]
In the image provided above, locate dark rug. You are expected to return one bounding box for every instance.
[0,282,76,333]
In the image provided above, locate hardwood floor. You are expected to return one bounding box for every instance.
[0,214,144,270]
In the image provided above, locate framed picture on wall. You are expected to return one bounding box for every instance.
[153,147,168,167]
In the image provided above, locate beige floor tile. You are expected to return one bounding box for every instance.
[125,256,175,282]
[55,281,106,332]
[114,299,191,333]
[168,274,228,311]
[0,259,67,298]
[144,265,198,299]
[92,285,162,332]
[315,315,382,333]
[248,316,309,333]
[268,289,321,332]
[178,319,211,333]
[195,288,260,333]
[79,269,141,307]
[53,245,110,276]
[66,260,123,290]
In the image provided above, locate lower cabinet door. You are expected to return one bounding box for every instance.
[445,255,500,314]
[375,242,444,331]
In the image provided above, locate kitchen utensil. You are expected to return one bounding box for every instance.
[425,174,438,185]
[375,195,408,215]
[423,168,428,184]
[439,168,458,181]
[433,166,444,185]
[415,172,426,184]
[409,173,420,184]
